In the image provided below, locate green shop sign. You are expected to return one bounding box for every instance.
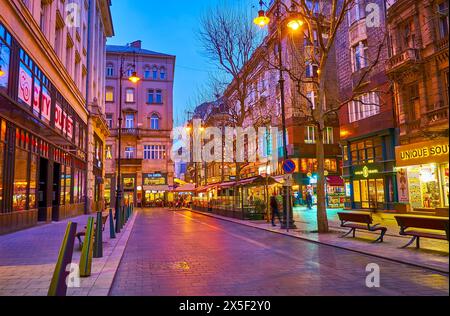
[354,164,381,178]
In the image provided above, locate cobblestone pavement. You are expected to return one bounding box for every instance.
[110,208,449,296]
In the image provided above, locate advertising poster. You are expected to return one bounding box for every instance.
[397,168,409,203]
[18,63,32,107]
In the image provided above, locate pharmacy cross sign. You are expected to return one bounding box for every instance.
[282,159,296,174]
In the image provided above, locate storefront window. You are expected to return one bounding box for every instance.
[407,165,441,209]
[0,26,11,93]
[441,164,449,207]
[353,181,361,202]
[29,154,38,209]
[350,137,383,165]
[13,148,29,211]
[60,166,65,205]
[65,166,72,204]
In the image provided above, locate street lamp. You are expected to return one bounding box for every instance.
[0,66,4,77]
[254,0,303,230]
[115,54,140,233]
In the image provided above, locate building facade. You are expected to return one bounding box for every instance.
[0,0,113,234]
[386,0,449,211]
[336,0,399,211]
[104,41,175,208]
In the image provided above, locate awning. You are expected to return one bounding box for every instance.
[196,184,217,192]
[172,183,196,192]
[143,185,170,192]
[327,176,344,186]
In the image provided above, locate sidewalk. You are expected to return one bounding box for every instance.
[189,207,449,273]
[0,210,137,296]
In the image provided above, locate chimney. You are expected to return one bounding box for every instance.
[130,40,142,49]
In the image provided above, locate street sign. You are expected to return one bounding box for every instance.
[282,159,296,174]
[283,174,294,187]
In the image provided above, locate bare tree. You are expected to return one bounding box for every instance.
[258,0,390,232]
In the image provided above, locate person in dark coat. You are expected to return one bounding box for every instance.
[270,192,282,227]
[306,191,313,210]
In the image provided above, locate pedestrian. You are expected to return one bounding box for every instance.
[306,191,313,210]
[270,192,282,227]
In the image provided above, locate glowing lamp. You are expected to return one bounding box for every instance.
[254,10,270,27]
[128,71,141,83]
[0,65,4,77]
[287,18,303,31]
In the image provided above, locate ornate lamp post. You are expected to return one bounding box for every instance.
[254,0,303,230]
[115,54,140,232]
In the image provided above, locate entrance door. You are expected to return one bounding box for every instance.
[38,158,48,222]
[52,163,61,221]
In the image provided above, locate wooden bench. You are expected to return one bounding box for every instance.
[338,212,387,243]
[395,216,449,249]
[76,213,109,248]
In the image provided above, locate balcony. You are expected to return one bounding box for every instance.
[425,102,449,130]
[110,128,140,138]
[348,18,367,46]
[436,37,449,53]
[386,48,420,74]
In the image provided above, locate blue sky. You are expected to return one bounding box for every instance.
[108,0,256,126]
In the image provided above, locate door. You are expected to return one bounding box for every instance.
[123,192,134,206]
[38,158,48,222]
[52,163,61,221]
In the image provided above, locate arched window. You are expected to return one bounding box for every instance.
[126,65,134,78]
[149,113,160,130]
[144,66,151,79]
[152,66,158,80]
[106,64,114,77]
[160,67,166,80]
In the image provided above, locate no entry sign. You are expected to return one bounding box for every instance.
[282,159,296,174]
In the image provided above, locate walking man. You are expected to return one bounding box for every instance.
[270,192,282,227]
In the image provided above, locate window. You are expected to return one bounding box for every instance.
[125,114,134,128]
[152,66,158,79]
[13,129,30,211]
[106,114,113,128]
[348,92,380,123]
[406,83,419,121]
[144,145,166,160]
[306,91,318,109]
[438,1,449,39]
[105,87,114,102]
[160,67,166,80]
[125,147,135,159]
[305,126,316,144]
[305,61,318,78]
[0,24,11,93]
[349,137,383,165]
[150,114,160,130]
[323,127,334,144]
[144,66,151,79]
[156,90,162,103]
[348,0,361,26]
[147,89,154,103]
[125,88,135,103]
[126,66,134,78]
[106,145,113,160]
[106,64,114,77]
[351,41,368,72]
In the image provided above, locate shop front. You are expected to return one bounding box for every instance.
[142,173,169,207]
[0,22,88,234]
[346,163,397,210]
[395,140,449,212]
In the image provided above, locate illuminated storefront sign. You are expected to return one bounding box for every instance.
[18,63,32,106]
[143,173,167,186]
[354,165,380,178]
[396,141,449,167]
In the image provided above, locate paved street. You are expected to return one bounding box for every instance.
[110,208,449,296]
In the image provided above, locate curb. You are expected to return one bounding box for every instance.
[188,209,449,275]
[87,211,138,296]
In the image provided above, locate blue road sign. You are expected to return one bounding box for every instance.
[282,159,296,174]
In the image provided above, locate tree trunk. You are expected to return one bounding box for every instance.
[316,127,329,233]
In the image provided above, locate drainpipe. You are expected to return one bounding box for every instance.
[84,0,93,214]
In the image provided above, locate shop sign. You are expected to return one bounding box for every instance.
[41,87,51,121]
[18,64,32,106]
[143,173,167,185]
[33,80,41,114]
[396,141,449,167]
[396,168,409,203]
[354,165,380,178]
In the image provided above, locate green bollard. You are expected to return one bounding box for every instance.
[79,217,95,277]
[48,222,77,296]
[120,206,125,229]
[93,212,103,258]
[109,209,116,239]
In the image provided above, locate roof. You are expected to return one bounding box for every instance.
[106,45,174,58]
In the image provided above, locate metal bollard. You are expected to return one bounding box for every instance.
[79,217,95,277]
[48,222,77,296]
[115,206,121,234]
[93,212,103,259]
[109,209,116,239]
